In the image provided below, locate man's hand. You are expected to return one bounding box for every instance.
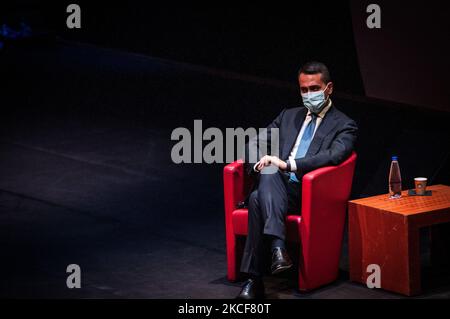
[256,155,287,171]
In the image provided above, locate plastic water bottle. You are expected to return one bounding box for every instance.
[389,156,402,198]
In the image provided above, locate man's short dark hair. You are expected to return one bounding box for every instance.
[298,61,331,84]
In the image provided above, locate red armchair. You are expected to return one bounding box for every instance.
[223,152,357,291]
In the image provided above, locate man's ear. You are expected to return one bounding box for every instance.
[326,82,334,95]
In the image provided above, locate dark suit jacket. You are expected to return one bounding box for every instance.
[245,104,358,180]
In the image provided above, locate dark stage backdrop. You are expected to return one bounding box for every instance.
[350,0,450,112]
[2,1,449,195]
[2,1,365,95]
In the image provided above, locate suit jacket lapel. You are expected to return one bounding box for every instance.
[306,106,338,156]
[282,108,307,159]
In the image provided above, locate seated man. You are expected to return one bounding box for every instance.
[237,61,358,299]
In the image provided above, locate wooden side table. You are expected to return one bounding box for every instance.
[348,184,450,296]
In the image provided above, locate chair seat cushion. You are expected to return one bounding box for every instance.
[232,209,302,243]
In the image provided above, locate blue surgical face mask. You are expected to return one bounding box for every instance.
[301,84,329,114]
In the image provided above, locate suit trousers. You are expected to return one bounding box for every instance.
[240,170,301,276]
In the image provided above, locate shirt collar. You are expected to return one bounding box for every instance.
[307,98,333,119]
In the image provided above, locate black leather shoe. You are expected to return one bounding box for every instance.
[271,247,293,274]
[236,279,265,299]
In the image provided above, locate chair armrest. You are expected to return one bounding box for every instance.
[301,152,357,220]
[223,160,246,219]
[223,160,254,281]
[299,152,357,282]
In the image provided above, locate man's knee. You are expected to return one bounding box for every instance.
[258,172,286,201]
[258,170,285,190]
[259,170,283,181]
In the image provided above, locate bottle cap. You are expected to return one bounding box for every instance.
[392,156,398,161]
